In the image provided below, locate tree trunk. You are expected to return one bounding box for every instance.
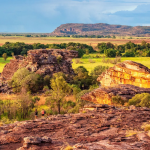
[57,100,61,114]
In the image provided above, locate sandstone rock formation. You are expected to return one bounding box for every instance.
[98,60,150,88]
[0,49,78,82]
[81,84,150,104]
[0,106,150,150]
[82,61,150,104]
[51,23,150,36]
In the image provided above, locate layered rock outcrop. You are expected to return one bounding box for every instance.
[82,61,150,104]
[0,49,78,81]
[0,106,150,150]
[98,60,150,88]
[81,84,150,104]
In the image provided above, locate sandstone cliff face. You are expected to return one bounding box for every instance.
[98,60,150,88]
[0,49,78,81]
[82,61,150,104]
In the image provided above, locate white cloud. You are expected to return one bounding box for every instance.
[35,0,141,24]
[1,0,150,32]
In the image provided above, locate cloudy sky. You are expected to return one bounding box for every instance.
[0,0,150,33]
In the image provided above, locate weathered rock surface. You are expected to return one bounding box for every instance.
[81,84,150,104]
[98,60,150,88]
[0,105,150,150]
[0,49,78,81]
[82,61,150,104]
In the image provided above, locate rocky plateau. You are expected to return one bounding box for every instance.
[0,105,150,150]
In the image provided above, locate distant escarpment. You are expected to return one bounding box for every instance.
[0,49,78,82]
[82,61,150,104]
[51,23,150,36]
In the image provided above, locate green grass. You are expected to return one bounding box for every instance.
[0,55,150,74]
[72,54,150,73]
[0,57,12,72]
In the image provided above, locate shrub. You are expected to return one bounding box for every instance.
[10,68,42,93]
[2,53,8,61]
[56,55,62,63]
[104,49,116,57]
[88,59,95,63]
[43,85,49,91]
[123,51,135,57]
[44,75,51,87]
[75,58,83,64]
[112,95,125,105]
[90,65,109,77]
[128,93,150,108]
[102,57,121,64]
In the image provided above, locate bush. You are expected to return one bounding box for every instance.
[2,53,8,61]
[112,95,125,105]
[10,68,42,93]
[102,57,121,64]
[44,75,51,87]
[91,65,109,77]
[104,49,116,57]
[75,58,83,64]
[88,59,95,63]
[123,51,135,57]
[128,93,150,108]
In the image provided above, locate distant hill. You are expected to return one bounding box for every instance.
[50,23,150,36]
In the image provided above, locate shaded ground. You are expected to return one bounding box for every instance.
[0,105,150,150]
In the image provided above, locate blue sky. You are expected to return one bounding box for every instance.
[0,0,150,33]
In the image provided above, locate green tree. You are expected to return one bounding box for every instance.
[104,49,116,57]
[90,65,109,84]
[86,49,89,55]
[141,40,147,46]
[11,52,14,57]
[2,53,8,61]
[46,72,71,114]
[72,66,93,89]
[10,68,42,93]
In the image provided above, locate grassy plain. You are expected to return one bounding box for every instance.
[72,54,150,73]
[1,36,150,47]
[0,57,12,72]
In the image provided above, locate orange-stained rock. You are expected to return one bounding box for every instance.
[97,60,150,88]
[81,84,150,104]
[82,61,150,104]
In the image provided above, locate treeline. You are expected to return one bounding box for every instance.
[0,34,49,37]
[0,42,95,58]
[0,34,116,38]
[71,35,115,38]
[97,40,150,57]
